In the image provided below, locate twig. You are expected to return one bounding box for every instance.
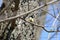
[0,0,58,22]
[20,17,60,33]
[0,0,14,15]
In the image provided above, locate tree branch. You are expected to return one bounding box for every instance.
[20,17,60,33]
[0,0,58,22]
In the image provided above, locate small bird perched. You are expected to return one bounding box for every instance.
[26,17,34,22]
[29,17,34,22]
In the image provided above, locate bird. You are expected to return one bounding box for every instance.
[29,17,34,22]
[26,17,34,22]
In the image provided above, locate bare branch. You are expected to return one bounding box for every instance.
[20,17,60,33]
[0,0,58,22]
[0,0,14,15]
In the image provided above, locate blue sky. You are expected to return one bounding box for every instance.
[0,0,2,7]
[39,1,60,40]
[0,0,60,40]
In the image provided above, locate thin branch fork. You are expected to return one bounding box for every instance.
[0,0,58,23]
[0,0,59,33]
[41,9,60,21]
[20,17,60,33]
